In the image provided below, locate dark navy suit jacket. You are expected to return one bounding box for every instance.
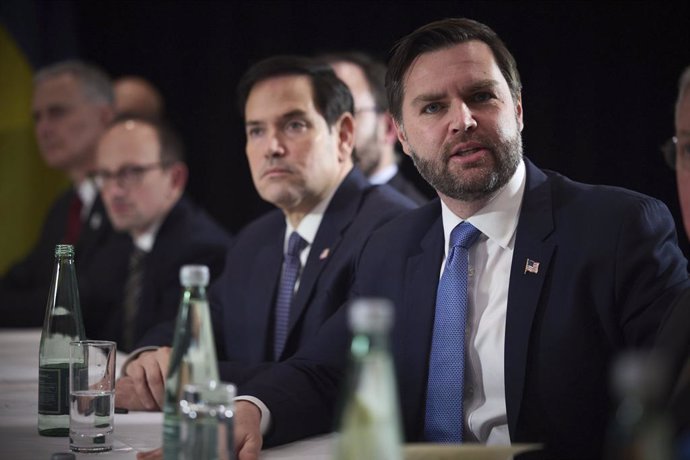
[208,167,416,383]
[387,169,429,205]
[0,188,126,328]
[241,159,689,458]
[104,195,232,351]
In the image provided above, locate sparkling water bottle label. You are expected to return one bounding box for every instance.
[39,364,69,415]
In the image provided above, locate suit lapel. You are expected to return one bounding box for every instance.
[286,169,370,342]
[248,221,285,362]
[76,195,110,263]
[504,160,556,436]
[396,208,445,439]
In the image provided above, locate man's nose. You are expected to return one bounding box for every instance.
[266,133,286,158]
[448,102,477,134]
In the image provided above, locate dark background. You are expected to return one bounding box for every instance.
[4,0,690,252]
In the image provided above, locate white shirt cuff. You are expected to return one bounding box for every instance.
[234,395,271,435]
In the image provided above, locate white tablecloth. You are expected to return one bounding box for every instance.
[0,329,333,459]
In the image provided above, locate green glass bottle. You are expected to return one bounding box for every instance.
[163,265,219,460]
[605,351,673,460]
[38,244,86,436]
[334,298,403,460]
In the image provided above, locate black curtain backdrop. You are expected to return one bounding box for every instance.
[14,1,690,254]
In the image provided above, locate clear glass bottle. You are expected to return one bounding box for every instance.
[38,244,86,436]
[605,351,673,460]
[179,381,236,460]
[163,265,219,460]
[334,298,403,460]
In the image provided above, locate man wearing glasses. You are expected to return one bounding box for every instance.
[92,116,231,351]
[657,65,690,442]
[321,51,429,205]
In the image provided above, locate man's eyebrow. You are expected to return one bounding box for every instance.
[466,79,500,92]
[278,109,308,121]
[245,109,308,127]
[409,79,501,106]
[410,92,446,106]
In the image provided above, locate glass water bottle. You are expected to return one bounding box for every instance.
[38,244,86,436]
[334,298,403,460]
[163,265,219,459]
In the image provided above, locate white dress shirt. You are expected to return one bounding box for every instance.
[282,188,334,290]
[438,159,526,444]
[368,163,398,185]
[237,188,337,432]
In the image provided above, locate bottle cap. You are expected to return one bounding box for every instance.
[55,244,75,258]
[611,350,669,401]
[348,298,394,333]
[180,265,210,287]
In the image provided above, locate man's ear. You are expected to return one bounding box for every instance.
[335,112,355,162]
[515,93,524,132]
[380,112,398,146]
[99,105,115,127]
[393,117,412,157]
[169,162,188,193]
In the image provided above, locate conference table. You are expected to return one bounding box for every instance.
[0,329,539,459]
[0,329,332,459]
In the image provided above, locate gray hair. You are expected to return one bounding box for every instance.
[34,60,114,105]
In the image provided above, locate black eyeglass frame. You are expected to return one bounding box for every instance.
[90,162,172,189]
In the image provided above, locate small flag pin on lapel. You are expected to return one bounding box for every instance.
[319,248,330,260]
[524,258,540,274]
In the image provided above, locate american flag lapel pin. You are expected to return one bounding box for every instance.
[319,248,330,260]
[524,258,540,274]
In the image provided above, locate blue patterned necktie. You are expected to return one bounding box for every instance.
[425,221,481,442]
[273,231,307,360]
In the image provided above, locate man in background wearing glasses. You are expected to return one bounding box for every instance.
[320,51,429,205]
[658,65,690,446]
[92,116,231,351]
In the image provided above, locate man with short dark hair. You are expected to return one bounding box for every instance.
[322,51,429,204]
[229,19,689,460]
[0,60,119,328]
[92,116,231,351]
[114,56,415,410]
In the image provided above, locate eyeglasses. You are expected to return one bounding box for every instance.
[91,162,169,189]
[661,136,690,171]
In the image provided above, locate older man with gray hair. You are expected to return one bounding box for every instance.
[0,60,123,329]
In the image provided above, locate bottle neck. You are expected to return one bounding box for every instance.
[350,330,390,358]
[183,285,207,300]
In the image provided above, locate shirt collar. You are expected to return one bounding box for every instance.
[440,159,526,252]
[133,218,164,252]
[76,179,97,219]
[283,186,337,251]
[368,163,398,185]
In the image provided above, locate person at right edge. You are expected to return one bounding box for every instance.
[227,18,690,460]
[656,64,690,454]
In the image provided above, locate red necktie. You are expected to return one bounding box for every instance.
[63,194,83,245]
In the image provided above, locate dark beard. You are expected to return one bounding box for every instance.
[409,132,522,202]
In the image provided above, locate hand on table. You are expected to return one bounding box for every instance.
[234,400,263,460]
[134,401,262,460]
[136,447,162,460]
[115,347,171,411]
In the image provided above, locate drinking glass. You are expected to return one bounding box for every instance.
[68,340,116,452]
